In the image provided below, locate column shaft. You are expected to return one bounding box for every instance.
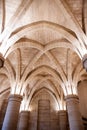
[2,94,22,130]
[58,110,68,130]
[0,99,8,130]
[65,95,84,130]
[17,111,29,130]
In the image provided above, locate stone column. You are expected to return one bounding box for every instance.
[0,99,8,130]
[58,110,68,130]
[17,111,29,130]
[38,100,50,130]
[2,94,22,130]
[65,95,84,130]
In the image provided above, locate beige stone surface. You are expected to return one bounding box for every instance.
[0,0,87,129]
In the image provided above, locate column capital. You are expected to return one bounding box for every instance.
[65,94,79,100]
[20,110,29,114]
[9,94,23,102]
[58,110,67,113]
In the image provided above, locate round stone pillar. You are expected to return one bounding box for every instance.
[0,99,8,130]
[58,110,68,130]
[65,95,84,130]
[2,94,22,130]
[17,111,29,130]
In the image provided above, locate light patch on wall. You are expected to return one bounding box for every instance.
[58,100,66,111]
[28,106,32,112]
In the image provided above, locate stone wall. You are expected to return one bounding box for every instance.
[78,80,87,129]
[28,89,59,130]
[78,80,87,118]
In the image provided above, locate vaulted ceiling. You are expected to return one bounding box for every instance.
[0,0,87,110]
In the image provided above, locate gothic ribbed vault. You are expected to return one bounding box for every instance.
[0,0,87,119]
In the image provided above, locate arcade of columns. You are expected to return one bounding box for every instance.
[0,0,87,130]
